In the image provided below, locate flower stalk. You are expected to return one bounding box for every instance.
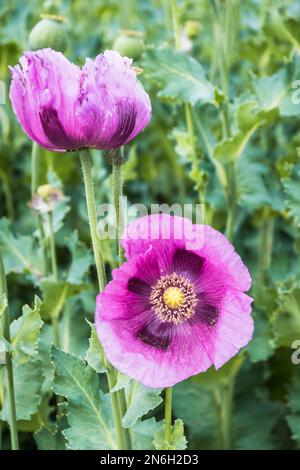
[164,387,173,445]
[211,0,237,241]
[79,148,127,450]
[79,149,106,292]
[169,0,204,203]
[110,147,132,450]
[0,252,19,450]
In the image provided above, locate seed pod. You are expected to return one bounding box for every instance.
[184,20,201,39]
[113,31,144,60]
[28,17,68,52]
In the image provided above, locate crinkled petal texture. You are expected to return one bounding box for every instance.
[9,49,151,152]
[95,214,253,388]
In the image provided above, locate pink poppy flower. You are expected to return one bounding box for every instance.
[95,214,253,388]
[9,49,151,152]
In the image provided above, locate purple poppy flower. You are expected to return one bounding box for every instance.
[95,214,253,388]
[9,49,151,152]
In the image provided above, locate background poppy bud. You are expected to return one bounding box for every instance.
[184,20,201,39]
[113,30,144,60]
[28,17,68,52]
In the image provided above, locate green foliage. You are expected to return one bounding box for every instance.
[51,347,117,450]
[286,376,300,447]
[143,47,217,105]
[1,360,43,421]
[0,218,43,277]
[65,231,93,285]
[122,382,163,428]
[85,321,106,374]
[154,419,187,450]
[10,296,43,364]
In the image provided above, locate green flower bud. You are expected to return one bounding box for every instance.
[184,20,201,39]
[113,31,144,61]
[28,17,68,52]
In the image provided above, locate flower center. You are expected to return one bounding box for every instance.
[150,272,197,324]
[163,287,184,309]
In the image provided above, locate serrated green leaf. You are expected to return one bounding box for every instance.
[122,382,163,428]
[143,47,216,105]
[51,347,117,450]
[247,309,275,363]
[272,283,300,347]
[213,124,261,164]
[286,377,300,446]
[10,296,43,364]
[85,321,106,374]
[40,280,86,320]
[1,360,43,421]
[34,426,66,450]
[111,373,131,393]
[283,163,300,227]
[131,418,160,450]
[65,231,93,285]
[0,218,43,276]
[154,419,187,450]
[237,151,284,211]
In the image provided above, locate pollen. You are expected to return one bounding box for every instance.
[150,272,198,324]
[163,287,184,309]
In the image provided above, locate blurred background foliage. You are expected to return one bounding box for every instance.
[0,0,300,450]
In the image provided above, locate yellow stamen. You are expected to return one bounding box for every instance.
[163,287,184,310]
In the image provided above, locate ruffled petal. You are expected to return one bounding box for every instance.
[10,49,151,152]
[76,50,151,150]
[211,291,254,368]
[9,49,81,151]
[121,213,195,260]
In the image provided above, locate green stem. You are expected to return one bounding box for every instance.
[111,148,125,265]
[46,213,60,347]
[0,253,19,450]
[211,0,237,240]
[170,0,181,49]
[39,218,49,277]
[52,316,61,349]
[164,387,173,445]
[48,212,58,281]
[222,381,234,449]
[258,209,274,285]
[79,149,106,291]
[169,0,205,203]
[111,147,132,450]
[31,142,39,198]
[30,143,48,275]
[79,149,126,450]
[224,162,236,241]
[106,367,126,450]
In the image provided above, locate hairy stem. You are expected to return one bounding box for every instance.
[79,149,106,291]
[164,387,173,445]
[48,212,58,281]
[111,147,132,450]
[79,149,126,450]
[258,208,274,285]
[0,253,19,450]
[111,148,125,265]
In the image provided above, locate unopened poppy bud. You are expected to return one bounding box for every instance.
[113,31,144,60]
[184,20,201,39]
[29,184,63,214]
[28,16,68,52]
